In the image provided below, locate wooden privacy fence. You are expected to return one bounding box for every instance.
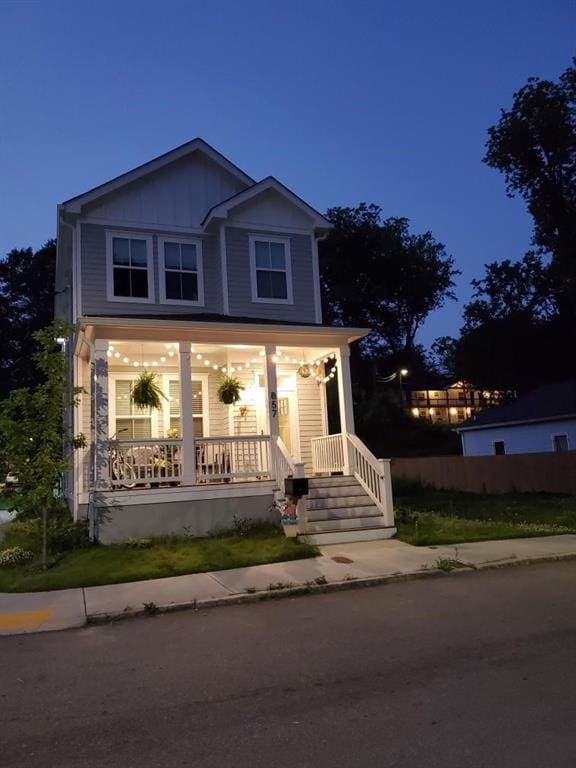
[391,452,576,495]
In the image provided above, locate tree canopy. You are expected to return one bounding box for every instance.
[0,240,56,397]
[320,204,458,357]
[484,59,576,313]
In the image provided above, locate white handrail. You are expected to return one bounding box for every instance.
[347,433,394,526]
[311,433,345,474]
[272,436,296,491]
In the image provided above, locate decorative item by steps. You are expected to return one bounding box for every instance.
[280,498,299,537]
[217,375,244,405]
[130,371,167,411]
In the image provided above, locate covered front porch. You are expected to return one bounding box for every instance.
[74,317,364,509]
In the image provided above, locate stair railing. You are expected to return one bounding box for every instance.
[346,433,394,526]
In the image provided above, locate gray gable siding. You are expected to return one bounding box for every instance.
[80,223,223,316]
[225,227,317,324]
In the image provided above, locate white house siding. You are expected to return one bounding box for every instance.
[225,227,317,323]
[80,223,223,316]
[206,371,230,437]
[82,152,247,229]
[297,375,324,473]
[461,418,576,456]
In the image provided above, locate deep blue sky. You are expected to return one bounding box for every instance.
[1,0,574,346]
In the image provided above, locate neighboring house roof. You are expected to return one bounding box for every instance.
[60,137,255,213]
[201,176,331,231]
[457,380,576,432]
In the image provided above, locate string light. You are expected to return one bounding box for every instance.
[106,345,339,383]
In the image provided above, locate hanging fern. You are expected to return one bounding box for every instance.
[131,372,167,411]
[217,375,244,405]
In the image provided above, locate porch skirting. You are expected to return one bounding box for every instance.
[89,482,277,544]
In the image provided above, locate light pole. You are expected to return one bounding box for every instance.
[398,368,408,404]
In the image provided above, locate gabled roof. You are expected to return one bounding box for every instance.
[60,138,255,213]
[202,176,331,231]
[457,380,576,432]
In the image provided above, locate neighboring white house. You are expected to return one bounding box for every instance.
[56,138,395,544]
[457,381,576,457]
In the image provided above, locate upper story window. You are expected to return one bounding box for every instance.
[249,235,293,304]
[106,232,154,303]
[159,237,204,306]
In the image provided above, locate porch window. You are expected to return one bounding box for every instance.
[106,233,153,302]
[167,379,205,437]
[114,380,152,440]
[249,235,293,303]
[159,238,204,305]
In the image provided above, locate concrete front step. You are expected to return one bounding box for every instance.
[306,494,375,510]
[307,483,366,500]
[308,475,356,487]
[302,516,388,533]
[306,505,381,523]
[299,526,397,545]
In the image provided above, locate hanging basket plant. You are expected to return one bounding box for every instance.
[130,372,167,411]
[217,375,244,406]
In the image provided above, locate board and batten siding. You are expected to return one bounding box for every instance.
[80,223,223,316]
[225,227,317,324]
[296,374,324,473]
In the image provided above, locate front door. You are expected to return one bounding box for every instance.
[278,396,292,452]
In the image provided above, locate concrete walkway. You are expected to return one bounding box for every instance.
[2,534,576,635]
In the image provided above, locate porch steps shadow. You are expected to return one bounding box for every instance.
[298,475,396,545]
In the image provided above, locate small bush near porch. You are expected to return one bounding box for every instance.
[394,479,576,546]
[0,525,318,593]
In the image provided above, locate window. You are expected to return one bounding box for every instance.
[159,238,204,305]
[165,378,206,438]
[106,232,153,302]
[493,440,506,455]
[113,380,152,440]
[249,236,293,303]
[553,434,569,453]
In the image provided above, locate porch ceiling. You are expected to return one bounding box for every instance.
[77,316,370,353]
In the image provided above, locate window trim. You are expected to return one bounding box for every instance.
[105,231,155,304]
[162,373,210,437]
[248,234,294,305]
[158,236,205,307]
[552,433,570,453]
[493,439,506,456]
[108,374,159,439]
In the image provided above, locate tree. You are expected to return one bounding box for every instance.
[320,204,459,356]
[484,60,576,310]
[0,240,56,398]
[462,252,556,331]
[0,320,82,567]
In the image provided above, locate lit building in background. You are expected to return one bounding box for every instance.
[405,381,503,425]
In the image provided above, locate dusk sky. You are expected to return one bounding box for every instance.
[1,0,574,346]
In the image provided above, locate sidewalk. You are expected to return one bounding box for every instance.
[2,534,576,636]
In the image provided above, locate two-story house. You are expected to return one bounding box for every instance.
[56,139,395,544]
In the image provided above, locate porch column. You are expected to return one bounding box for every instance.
[264,344,279,438]
[336,345,354,474]
[93,339,110,490]
[179,342,196,485]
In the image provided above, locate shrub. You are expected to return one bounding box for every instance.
[3,515,89,555]
[0,546,34,567]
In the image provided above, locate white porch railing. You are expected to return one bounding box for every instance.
[310,432,394,527]
[195,435,271,482]
[311,433,345,474]
[109,440,182,487]
[107,435,273,487]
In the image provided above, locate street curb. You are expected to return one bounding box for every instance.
[85,550,576,626]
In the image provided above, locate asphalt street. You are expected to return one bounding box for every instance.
[2,561,576,768]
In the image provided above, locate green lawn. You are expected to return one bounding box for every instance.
[394,483,576,546]
[0,532,318,593]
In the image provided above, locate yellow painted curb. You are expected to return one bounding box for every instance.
[0,608,53,630]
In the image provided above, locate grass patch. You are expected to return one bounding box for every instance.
[395,487,576,546]
[0,531,318,593]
